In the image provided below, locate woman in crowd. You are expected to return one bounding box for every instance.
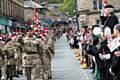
[109,24,120,80]
[82,25,92,68]
[86,24,113,80]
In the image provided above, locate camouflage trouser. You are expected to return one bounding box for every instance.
[31,65,44,80]
[16,54,22,72]
[1,57,7,80]
[48,58,52,79]
[43,66,49,80]
[25,65,44,80]
[1,64,7,80]
[48,64,52,79]
[23,53,44,80]
[25,67,31,80]
[42,60,50,80]
[43,63,52,80]
[42,50,53,80]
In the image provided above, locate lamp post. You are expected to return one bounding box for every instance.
[74,0,79,30]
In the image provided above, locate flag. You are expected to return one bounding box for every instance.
[34,2,39,28]
[103,0,108,5]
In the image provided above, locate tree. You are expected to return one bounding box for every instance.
[59,0,75,16]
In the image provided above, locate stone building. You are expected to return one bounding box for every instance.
[0,0,24,20]
[0,0,24,34]
[24,0,43,21]
[108,0,120,10]
[34,0,41,4]
[76,0,120,28]
[0,0,24,22]
[24,0,56,28]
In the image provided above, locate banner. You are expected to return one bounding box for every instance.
[107,37,120,52]
[34,2,39,28]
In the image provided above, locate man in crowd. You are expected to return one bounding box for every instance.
[100,5,118,34]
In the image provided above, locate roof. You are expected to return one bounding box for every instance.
[48,3,62,7]
[24,1,43,9]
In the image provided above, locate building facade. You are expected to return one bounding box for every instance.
[77,0,120,28]
[108,0,120,10]
[0,0,24,20]
[24,0,45,26]
[34,0,41,4]
[0,0,24,34]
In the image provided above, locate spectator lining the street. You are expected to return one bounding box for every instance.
[109,24,120,80]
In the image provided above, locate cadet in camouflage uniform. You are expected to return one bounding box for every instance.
[37,37,44,80]
[46,31,55,79]
[0,39,7,80]
[42,43,51,80]
[40,29,54,80]
[14,34,24,76]
[5,37,16,80]
[53,27,57,41]
[23,29,43,80]
[33,30,45,80]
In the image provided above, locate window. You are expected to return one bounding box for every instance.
[5,1,7,15]
[9,1,12,16]
[93,0,98,10]
[7,1,9,16]
[93,0,103,10]
[11,2,13,17]
[1,0,3,14]
[96,20,101,25]
[98,0,103,10]
[0,0,1,13]
[3,0,5,14]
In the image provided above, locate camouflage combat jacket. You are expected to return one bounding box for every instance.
[22,36,40,67]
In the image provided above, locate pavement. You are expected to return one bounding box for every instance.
[14,34,93,80]
[51,34,93,80]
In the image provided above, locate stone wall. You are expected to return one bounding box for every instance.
[77,0,93,11]
[88,14,99,25]
[108,0,120,10]
[24,8,34,21]
[77,0,120,28]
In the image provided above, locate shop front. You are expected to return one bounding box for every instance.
[0,17,8,34]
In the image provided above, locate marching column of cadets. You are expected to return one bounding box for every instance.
[0,26,64,80]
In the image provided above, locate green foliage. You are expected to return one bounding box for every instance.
[59,0,75,16]
[33,0,75,16]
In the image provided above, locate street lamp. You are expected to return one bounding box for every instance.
[74,0,79,30]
